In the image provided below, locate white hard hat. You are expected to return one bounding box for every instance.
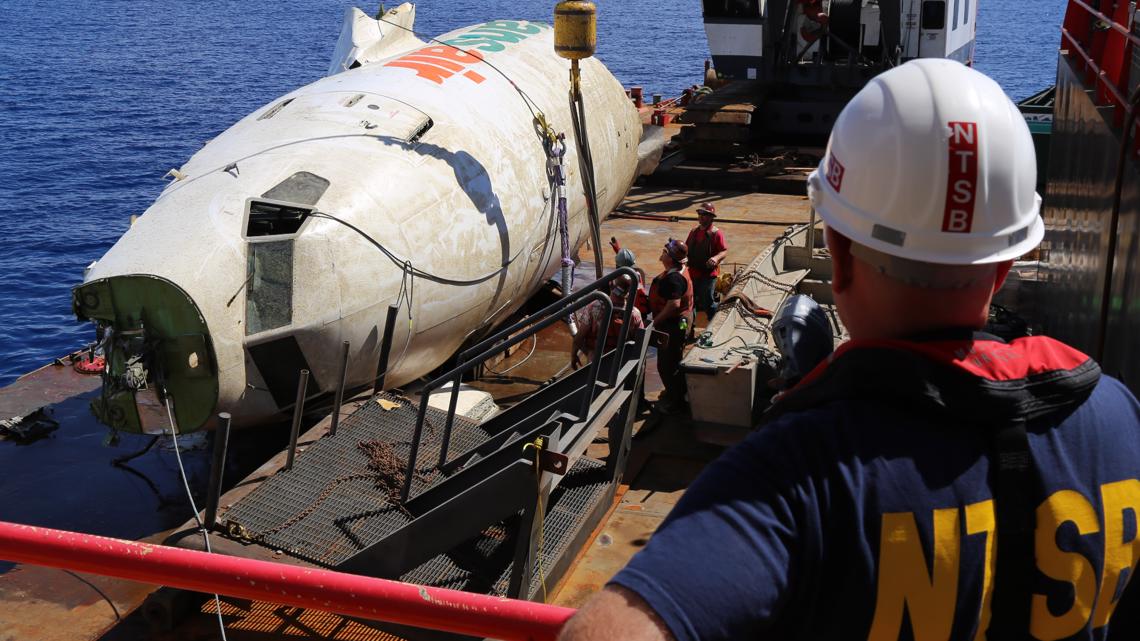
[808,59,1043,265]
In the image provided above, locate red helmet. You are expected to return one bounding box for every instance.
[664,238,688,262]
[696,203,717,217]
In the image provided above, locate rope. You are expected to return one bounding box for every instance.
[164,397,228,641]
[694,332,779,364]
[521,437,548,601]
[695,334,752,350]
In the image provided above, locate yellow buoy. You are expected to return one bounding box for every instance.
[554,1,596,60]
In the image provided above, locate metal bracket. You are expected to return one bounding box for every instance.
[539,448,569,476]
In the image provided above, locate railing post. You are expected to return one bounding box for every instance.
[204,412,231,530]
[286,370,309,471]
[401,284,620,503]
[806,206,817,252]
[330,341,350,437]
[609,266,638,387]
[508,470,544,599]
[374,304,401,395]
[581,297,612,419]
[401,395,434,503]
[438,371,464,467]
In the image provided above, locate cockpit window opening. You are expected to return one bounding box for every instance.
[245,240,293,335]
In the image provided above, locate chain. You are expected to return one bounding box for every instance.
[227,472,376,543]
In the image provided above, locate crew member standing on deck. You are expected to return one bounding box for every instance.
[559,59,1140,641]
[648,239,693,414]
[685,203,728,320]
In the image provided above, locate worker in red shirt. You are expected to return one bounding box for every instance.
[685,203,728,320]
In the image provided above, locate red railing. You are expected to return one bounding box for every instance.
[1063,0,1139,149]
[0,520,574,641]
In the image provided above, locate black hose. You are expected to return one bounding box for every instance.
[310,212,512,287]
[611,209,798,226]
[569,62,604,280]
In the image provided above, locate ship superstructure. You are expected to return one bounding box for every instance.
[701,0,977,141]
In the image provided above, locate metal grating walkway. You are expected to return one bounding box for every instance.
[400,457,611,599]
[220,393,490,567]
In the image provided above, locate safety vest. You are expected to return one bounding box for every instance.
[686,226,719,272]
[648,267,694,324]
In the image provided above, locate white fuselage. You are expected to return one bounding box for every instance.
[84,7,640,428]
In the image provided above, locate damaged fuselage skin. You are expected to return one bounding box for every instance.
[73,5,640,434]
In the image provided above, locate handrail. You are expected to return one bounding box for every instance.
[438,266,639,468]
[1068,0,1140,49]
[1062,0,1137,131]
[401,290,614,502]
[456,266,639,367]
[0,520,573,641]
[1062,28,1135,126]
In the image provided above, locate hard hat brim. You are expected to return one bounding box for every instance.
[809,171,1044,265]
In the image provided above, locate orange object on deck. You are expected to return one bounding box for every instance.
[72,355,105,375]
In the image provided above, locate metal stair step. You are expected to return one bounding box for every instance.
[398,456,611,599]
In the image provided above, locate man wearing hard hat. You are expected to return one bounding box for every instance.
[560,60,1140,641]
[685,202,728,320]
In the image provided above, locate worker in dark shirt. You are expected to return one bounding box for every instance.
[647,239,693,414]
[684,203,728,320]
[558,59,1140,641]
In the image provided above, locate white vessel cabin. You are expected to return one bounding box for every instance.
[699,0,980,140]
[701,0,978,80]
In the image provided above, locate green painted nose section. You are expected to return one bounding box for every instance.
[73,275,219,434]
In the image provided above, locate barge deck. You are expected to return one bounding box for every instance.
[0,186,812,640]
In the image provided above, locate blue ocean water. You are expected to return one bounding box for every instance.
[0,0,1066,386]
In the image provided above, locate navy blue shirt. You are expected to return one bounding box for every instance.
[611,337,1140,640]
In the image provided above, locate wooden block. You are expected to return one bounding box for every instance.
[677,110,753,125]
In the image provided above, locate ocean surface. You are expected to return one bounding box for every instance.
[0,0,1066,386]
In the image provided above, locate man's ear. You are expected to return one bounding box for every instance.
[992,260,1014,295]
[825,227,853,294]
